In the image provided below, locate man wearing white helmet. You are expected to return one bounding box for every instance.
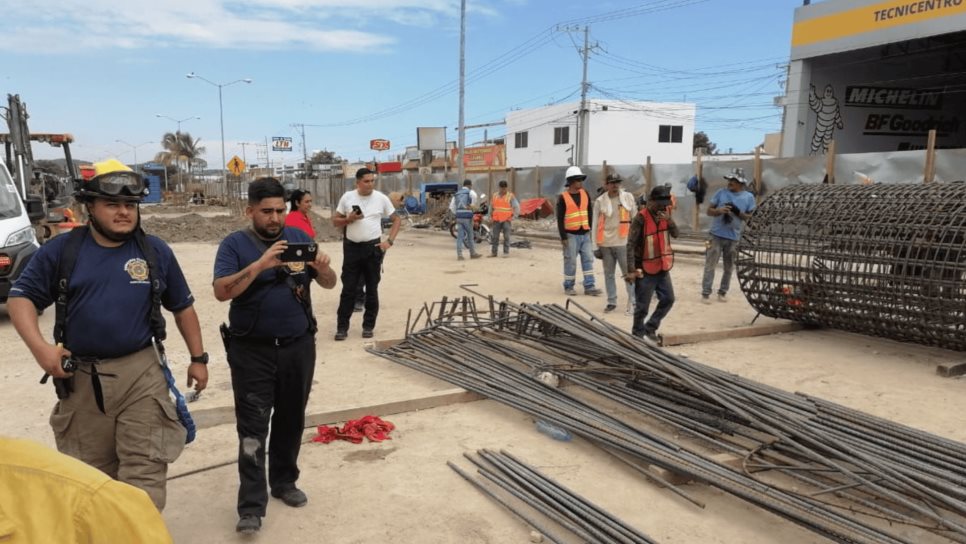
[556,166,602,296]
[8,158,208,511]
[701,167,757,303]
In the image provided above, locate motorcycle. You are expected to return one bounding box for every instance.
[448,198,490,244]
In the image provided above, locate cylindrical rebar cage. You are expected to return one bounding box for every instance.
[737,183,966,351]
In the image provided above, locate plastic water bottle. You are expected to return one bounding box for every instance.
[535,419,572,441]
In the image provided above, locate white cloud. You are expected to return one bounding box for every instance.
[5,0,508,53]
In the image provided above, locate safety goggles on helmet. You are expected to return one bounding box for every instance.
[86,172,146,199]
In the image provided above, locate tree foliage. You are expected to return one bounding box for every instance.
[693,131,718,155]
[154,131,206,188]
[308,149,342,166]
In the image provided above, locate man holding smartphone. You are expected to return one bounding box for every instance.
[625,185,679,345]
[332,168,400,341]
[212,177,337,535]
[701,168,756,304]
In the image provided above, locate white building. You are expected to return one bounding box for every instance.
[504,99,695,168]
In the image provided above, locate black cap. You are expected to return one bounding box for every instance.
[463,179,472,187]
[649,185,672,205]
[356,167,374,179]
[498,180,508,187]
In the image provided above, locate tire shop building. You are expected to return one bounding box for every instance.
[780,0,966,157]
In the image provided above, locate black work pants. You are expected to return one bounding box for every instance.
[337,239,384,331]
[227,333,315,517]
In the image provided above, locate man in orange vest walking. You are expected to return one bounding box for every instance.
[626,185,678,344]
[557,166,602,297]
[593,173,637,314]
[487,180,519,257]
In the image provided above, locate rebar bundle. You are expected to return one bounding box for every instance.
[372,295,966,543]
[736,183,966,350]
[450,449,659,544]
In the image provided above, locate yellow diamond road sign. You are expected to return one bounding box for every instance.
[227,156,246,176]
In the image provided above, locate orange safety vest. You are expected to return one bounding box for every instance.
[491,192,514,222]
[640,208,673,274]
[596,200,631,244]
[562,190,590,232]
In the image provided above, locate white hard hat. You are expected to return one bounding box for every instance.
[565,166,587,183]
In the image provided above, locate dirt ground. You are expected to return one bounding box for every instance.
[2,205,965,544]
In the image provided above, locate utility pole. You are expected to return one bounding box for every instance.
[577,25,595,168]
[264,136,272,171]
[291,123,309,179]
[457,0,467,185]
[238,142,253,165]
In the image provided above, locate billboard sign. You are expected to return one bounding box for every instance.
[272,137,293,152]
[450,144,506,172]
[417,127,446,151]
[370,139,391,151]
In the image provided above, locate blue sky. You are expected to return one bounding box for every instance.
[4,0,809,167]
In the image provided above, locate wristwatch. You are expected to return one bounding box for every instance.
[190,352,209,365]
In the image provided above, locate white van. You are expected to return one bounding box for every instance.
[0,161,39,303]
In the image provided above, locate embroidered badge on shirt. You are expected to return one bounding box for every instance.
[125,258,150,283]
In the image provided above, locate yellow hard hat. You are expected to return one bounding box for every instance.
[92,158,134,177]
[79,158,145,201]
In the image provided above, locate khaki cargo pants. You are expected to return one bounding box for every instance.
[49,346,186,510]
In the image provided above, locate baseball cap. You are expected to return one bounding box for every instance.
[723,167,749,185]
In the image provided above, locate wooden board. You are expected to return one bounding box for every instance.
[192,387,484,429]
[661,322,805,347]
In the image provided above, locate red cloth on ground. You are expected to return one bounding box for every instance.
[312,415,395,444]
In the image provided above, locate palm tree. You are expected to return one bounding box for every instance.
[154,131,206,190]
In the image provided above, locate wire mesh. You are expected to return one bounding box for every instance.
[737,183,966,351]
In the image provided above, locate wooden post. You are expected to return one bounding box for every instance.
[602,159,609,181]
[535,166,541,199]
[644,156,653,194]
[825,140,836,184]
[508,168,516,195]
[754,146,763,204]
[924,129,937,184]
[488,170,494,201]
[693,150,703,232]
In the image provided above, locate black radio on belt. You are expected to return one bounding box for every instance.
[61,355,77,373]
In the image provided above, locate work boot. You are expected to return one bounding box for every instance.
[701,295,712,305]
[236,514,261,534]
[717,293,727,303]
[642,332,661,348]
[362,328,374,339]
[334,330,348,341]
[584,287,602,296]
[564,288,578,296]
[271,487,308,508]
[470,253,482,259]
[603,304,617,313]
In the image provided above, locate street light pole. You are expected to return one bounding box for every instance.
[185,72,252,195]
[115,139,154,174]
[155,114,201,134]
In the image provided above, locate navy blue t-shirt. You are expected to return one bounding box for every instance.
[214,227,317,338]
[10,229,195,358]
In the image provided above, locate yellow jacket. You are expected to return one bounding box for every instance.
[0,437,173,544]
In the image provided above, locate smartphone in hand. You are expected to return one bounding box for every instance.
[279,242,318,262]
[351,205,363,216]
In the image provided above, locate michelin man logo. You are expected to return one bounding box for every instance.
[809,83,844,155]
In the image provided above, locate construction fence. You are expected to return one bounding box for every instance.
[252,146,966,234]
